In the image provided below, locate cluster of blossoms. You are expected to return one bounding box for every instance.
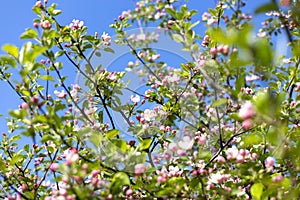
[101,32,111,45]
[258,9,296,38]
[1,0,300,199]
[201,12,218,26]
[69,19,84,30]
[238,101,255,129]
[210,45,230,57]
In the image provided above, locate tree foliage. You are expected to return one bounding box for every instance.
[0,0,299,199]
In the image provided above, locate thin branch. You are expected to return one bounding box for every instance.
[214,89,223,148]
[204,126,256,168]
[125,39,161,81]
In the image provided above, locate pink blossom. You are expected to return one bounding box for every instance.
[142,109,155,121]
[201,12,210,21]
[168,142,178,151]
[130,94,140,103]
[33,22,39,28]
[238,101,254,120]
[54,90,67,98]
[157,176,166,183]
[210,47,217,56]
[148,54,160,61]
[295,82,300,92]
[280,0,290,6]
[64,149,79,165]
[91,170,99,177]
[69,19,84,30]
[134,163,146,175]
[242,119,252,130]
[106,72,117,80]
[272,174,284,182]
[178,136,194,151]
[198,135,206,144]
[226,146,239,159]
[19,102,29,110]
[40,20,52,29]
[50,163,59,171]
[265,156,275,168]
[251,153,258,160]
[217,156,225,163]
[142,124,149,130]
[246,75,260,82]
[101,32,111,44]
[30,96,39,104]
[35,1,43,7]
[236,154,244,163]
[168,166,182,177]
[126,188,133,196]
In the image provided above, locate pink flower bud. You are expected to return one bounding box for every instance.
[217,45,224,53]
[33,22,39,28]
[35,1,43,7]
[19,102,29,109]
[272,174,283,182]
[198,135,206,144]
[236,154,244,163]
[265,156,275,168]
[217,156,225,163]
[239,101,254,120]
[210,47,217,56]
[280,0,290,6]
[91,170,99,177]
[50,163,59,171]
[30,96,39,104]
[192,170,198,176]
[54,90,67,98]
[40,20,52,29]
[126,189,133,196]
[242,119,252,130]
[222,45,230,55]
[134,164,146,175]
[251,153,258,160]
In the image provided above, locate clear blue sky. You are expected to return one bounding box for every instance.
[0,1,269,133]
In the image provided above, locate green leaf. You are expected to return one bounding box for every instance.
[0,55,17,68]
[2,44,19,58]
[171,33,184,43]
[52,9,62,16]
[55,50,65,58]
[106,129,120,139]
[10,154,24,165]
[137,138,152,151]
[10,135,21,142]
[235,75,245,92]
[190,21,200,30]
[103,47,115,53]
[165,7,177,18]
[20,28,38,40]
[243,134,262,147]
[110,139,128,153]
[110,172,130,193]
[255,3,277,14]
[40,75,55,81]
[97,110,103,123]
[251,183,264,200]
[204,59,219,73]
[208,8,218,17]
[211,98,227,107]
[95,51,101,57]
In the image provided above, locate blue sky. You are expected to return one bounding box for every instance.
[0,0,272,133]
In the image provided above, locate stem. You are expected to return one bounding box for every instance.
[125,39,161,81]
[204,126,256,168]
[214,89,223,148]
